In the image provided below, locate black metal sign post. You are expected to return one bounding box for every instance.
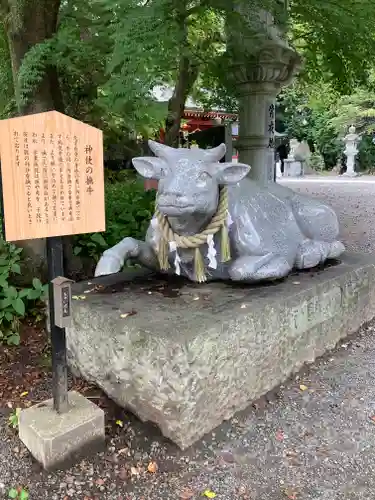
[0,161,5,239]
[224,123,233,163]
[47,236,69,414]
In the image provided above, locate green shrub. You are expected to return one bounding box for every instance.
[358,135,375,172]
[73,179,156,261]
[0,238,47,345]
[104,168,137,184]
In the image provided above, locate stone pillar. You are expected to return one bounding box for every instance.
[237,83,277,184]
[228,8,302,185]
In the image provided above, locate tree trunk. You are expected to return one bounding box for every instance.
[5,0,63,114]
[2,0,79,282]
[164,56,199,147]
[164,0,199,148]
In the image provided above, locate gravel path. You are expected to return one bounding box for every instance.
[282,177,375,255]
[1,178,375,500]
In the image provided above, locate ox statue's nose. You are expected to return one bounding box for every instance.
[157,192,191,208]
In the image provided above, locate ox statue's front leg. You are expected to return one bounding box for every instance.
[95,237,158,277]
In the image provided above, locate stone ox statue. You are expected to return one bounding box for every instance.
[95,141,345,283]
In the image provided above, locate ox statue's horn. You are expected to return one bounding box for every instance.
[204,144,226,162]
[148,140,177,159]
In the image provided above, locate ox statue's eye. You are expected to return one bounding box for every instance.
[197,171,211,186]
[159,167,166,178]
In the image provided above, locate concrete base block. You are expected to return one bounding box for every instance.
[66,254,375,449]
[19,391,105,470]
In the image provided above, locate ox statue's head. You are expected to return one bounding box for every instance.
[132,140,250,218]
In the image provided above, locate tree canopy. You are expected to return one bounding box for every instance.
[0,0,375,147]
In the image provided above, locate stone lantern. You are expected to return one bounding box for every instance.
[227,6,302,185]
[343,125,361,177]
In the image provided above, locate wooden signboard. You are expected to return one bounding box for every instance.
[0,111,105,241]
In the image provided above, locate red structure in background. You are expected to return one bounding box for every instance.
[144,109,238,191]
[181,109,237,133]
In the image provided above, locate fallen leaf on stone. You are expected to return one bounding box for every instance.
[147,461,158,473]
[72,295,86,300]
[130,466,141,476]
[120,310,137,319]
[283,487,298,499]
[115,419,124,427]
[276,429,285,442]
[203,490,217,498]
[299,384,308,391]
[285,449,298,458]
[8,488,18,499]
[180,488,195,499]
[118,447,129,455]
[119,468,128,480]
[20,391,28,397]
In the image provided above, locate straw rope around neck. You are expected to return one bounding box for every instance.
[155,186,231,282]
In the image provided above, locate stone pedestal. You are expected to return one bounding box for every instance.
[284,158,303,177]
[276,160,282,178]
[67,255,375,449]
[19,391,105,470]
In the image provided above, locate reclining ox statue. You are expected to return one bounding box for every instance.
[95,141,345,283]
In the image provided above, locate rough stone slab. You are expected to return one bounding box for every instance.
[19,391,105,470]
[66,254,375,449]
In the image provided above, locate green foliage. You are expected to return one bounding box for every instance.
[73,180,156,261]
[358,135,375,173]
[2,0,375,168]
[329,87,375,135]
[0,239,47,345]
[104,168,138,184]
[290,0,375,93]
[8,407,21,429]
[200,0,375,110]
[278,82,344,168]
[0,22,15,117]
[17,39,55,106]
[279,76,375,171]
[8,487,29,500]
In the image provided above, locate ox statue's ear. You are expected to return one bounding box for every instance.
[214,162,251,185]
[132,156,167,179]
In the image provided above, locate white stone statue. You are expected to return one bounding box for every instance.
[95,141,345,284]
[343,125,361,177]
[284,138,304,177]
[289,138,299,159]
